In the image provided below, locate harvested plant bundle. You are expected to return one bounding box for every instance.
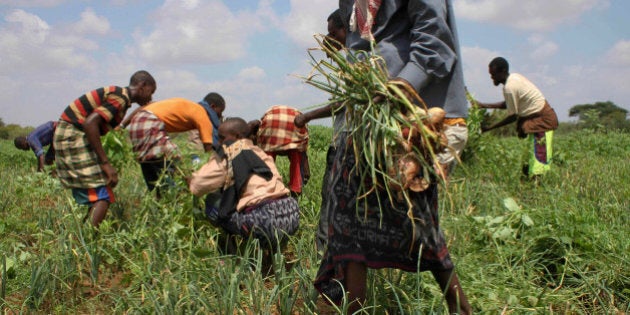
[302,34,447,210]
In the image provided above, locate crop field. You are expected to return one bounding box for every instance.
[0,126,628,314]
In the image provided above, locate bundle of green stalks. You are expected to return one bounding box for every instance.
[302,34,447,211]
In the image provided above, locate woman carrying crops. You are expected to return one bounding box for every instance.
[313,1,471,314]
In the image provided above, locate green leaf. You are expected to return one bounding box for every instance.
[492,227,515,240]
[503,197,521,212]
[488,215,505,225]
[521,214,534,226]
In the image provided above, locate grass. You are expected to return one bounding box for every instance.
[0,127,628,314]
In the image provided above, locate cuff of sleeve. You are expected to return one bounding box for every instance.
[35,150,44,157]
[396,63,431,92]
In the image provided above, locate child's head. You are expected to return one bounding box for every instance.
[203,92,226,120]
[218,117,249,144]
[14,136,29,150]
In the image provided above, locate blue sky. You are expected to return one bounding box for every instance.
[1,0,628,127]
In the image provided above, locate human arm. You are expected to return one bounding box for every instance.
[83,113,118,187]
[481,114,517,132]
[203,143,214,152]
[188,156,227,197]
[395,1,460,92]
[27,138,46,172]
[476,101,507,109]
[119,106,144,129]
[26,129,47,171]
[294,103,342,128]
[36,155,46,172]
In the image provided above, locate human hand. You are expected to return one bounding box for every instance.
[101,162,119,188]
[294,114,308,128]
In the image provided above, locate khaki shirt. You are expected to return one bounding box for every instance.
[503,73,546,117]
[189,139,289,212]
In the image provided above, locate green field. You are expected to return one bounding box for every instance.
[0,127,628,314]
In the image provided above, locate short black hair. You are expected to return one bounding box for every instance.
[489,57,509,73]
[14,136,28,150]
[129,70,156,87]
[203,92,225,109]
[222,117,249,137]
[328,9,344,29]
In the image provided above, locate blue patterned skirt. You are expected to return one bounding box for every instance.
[314,133,454,304]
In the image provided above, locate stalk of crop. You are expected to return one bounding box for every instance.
[465,87,486,137]
[1,255,6,307]
[302,34,446,213]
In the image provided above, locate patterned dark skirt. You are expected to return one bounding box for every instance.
[223,196,300,249]
[314,133,454,304]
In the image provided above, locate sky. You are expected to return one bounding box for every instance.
[0,0,628,128]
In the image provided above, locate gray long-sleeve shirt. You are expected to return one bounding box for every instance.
[339,0,467,118]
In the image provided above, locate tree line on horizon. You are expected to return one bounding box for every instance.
[0,101,628,140]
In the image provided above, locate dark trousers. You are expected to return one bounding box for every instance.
[140,159,175,198]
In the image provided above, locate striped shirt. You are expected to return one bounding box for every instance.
[60,86,131,133]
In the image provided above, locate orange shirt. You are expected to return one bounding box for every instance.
[144,98,213,144]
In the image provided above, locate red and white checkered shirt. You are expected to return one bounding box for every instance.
[256,105,309,152]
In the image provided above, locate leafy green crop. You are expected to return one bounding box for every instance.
[0,126,629,313]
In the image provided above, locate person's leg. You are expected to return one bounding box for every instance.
[286,150,303,195]
[316,146,335,253]
[431,269,472,315]
[300,151,310,186]
[88,200,110,227]
[529,130,553,178]
[140,161,159,192]
[345,261,367,314]
[140,160,165,198]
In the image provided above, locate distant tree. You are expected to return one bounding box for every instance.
[569,101,628,130]
[0,117,5,128]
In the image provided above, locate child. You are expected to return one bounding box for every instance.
[53,70,156,227]
[187,92,226,152]
[127,95,224,198]
[250,105,310,196]
[188,118,300,265]
[14,120,58,172]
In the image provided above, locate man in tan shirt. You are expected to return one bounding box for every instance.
[477,57,558,178]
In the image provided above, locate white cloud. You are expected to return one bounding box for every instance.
[135,0,263,65]
[460,46,501,102]
[527,34,558,60]
[604,39,630,67]
[73,8,110,35]
[283,0,338,48]
[455,0,609,31]
[0,0,66,7]
[0,9,95,73]
[4,9,49,43]
[238,66,266,80]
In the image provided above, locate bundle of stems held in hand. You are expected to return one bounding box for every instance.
[302,34,447,211]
